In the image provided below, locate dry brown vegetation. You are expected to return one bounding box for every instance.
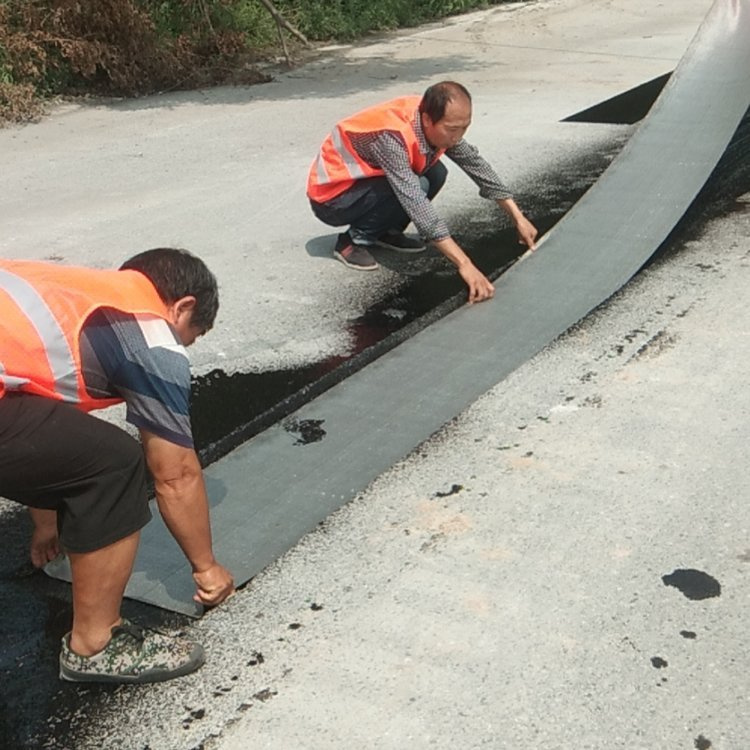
[0,0,270,124]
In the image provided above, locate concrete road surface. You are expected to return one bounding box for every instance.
[2,0,748,748]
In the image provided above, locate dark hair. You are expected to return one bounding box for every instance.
[419,81,472,123]
[120,248,219,330]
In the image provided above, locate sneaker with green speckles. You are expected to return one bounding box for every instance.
[59,619,205,684]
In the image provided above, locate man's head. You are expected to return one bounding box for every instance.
[419,81,472,150]
[120,248,219,346]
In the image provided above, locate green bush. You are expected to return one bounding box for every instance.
[253,0,502,41]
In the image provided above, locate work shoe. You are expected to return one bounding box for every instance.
[333,233,378,271]
[59,619,205,684]
[375,230,426,254]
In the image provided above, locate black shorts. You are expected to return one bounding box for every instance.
[0,393,152,553]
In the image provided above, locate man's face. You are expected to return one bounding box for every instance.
[421,96,472,150]
[175,320,207,347]
[168,296,207,347]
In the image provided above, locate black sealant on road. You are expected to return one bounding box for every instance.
[662,568,722,600]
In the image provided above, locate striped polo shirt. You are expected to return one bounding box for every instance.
[79,308,194,448]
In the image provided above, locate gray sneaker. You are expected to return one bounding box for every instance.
[333,232,379,271]
[59,619,205,684]
[375,231,426,254]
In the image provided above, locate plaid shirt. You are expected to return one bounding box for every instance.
[345,111,513,241]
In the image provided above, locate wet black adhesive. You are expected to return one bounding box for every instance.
[662,569,721,600]
[190,228,524,462]
[283,417,327,445]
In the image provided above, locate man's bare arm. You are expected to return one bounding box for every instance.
[140,429,234,606]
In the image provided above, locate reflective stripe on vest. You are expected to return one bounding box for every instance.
[314,125,368,186]
[0,359,30,390]
[0,268,79,401]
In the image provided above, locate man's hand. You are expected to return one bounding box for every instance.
[29,508,60,568]
[515,214,538,250]
[459,263,495,304]
[432,236,495,304]
[193,562,235,607]
[497,198,538,250]
[141,429,235,608]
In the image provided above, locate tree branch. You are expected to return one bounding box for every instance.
[257,0,310,63]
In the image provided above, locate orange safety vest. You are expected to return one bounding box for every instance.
[0,259,170,412]
[307,95,446,204]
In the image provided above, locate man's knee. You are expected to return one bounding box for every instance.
[422,161,448,199]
